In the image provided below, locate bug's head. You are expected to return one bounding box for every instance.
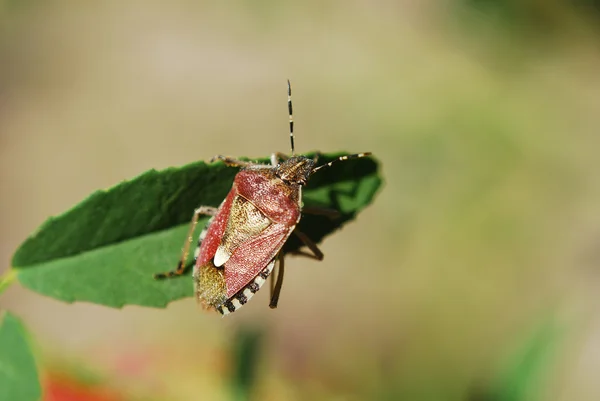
[276,156,315,186]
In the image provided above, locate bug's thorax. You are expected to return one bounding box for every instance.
[234,166,303,226]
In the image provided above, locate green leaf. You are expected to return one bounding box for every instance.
[0,312,41,401]
[230,327,263,401]
[470,317,562,401]
[13,153,382,308]
[0,270,17,296]
[493,319,561,401]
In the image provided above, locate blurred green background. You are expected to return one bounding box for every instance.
[2,1,600,400]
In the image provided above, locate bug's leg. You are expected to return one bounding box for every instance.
[210,155,253,168]
[291,229,324,261]
[269,256,276,298]
[154,206,218,279]
[269,253,285,309]
[312,152,321,164]
[302,206,341,219]
[270,152,289,166]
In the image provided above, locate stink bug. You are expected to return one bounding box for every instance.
[154,81,371,315]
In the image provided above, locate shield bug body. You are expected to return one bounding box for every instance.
[155,81,371,315]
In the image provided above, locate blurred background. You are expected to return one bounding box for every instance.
[2,0,600,400]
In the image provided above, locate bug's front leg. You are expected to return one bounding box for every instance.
[210,155,253,168]
[154,206,218,279]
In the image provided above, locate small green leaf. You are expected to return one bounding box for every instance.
[230,327,263,401]
[470,317,562,401]
[492,319,561,401]
[13,153,381,308]
[0,270,17,296]
[0,312,41,401]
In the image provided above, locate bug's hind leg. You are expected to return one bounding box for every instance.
[154,206,218,279]
[290,229,324,261]
[269,230,323,309]
[269,253,286,309]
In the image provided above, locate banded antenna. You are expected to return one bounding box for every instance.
[287,80,295,156]
[311,152,373,174]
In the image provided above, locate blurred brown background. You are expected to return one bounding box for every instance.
[2,1,600,400]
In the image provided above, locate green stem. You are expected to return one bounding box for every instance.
[0,269,17,295]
